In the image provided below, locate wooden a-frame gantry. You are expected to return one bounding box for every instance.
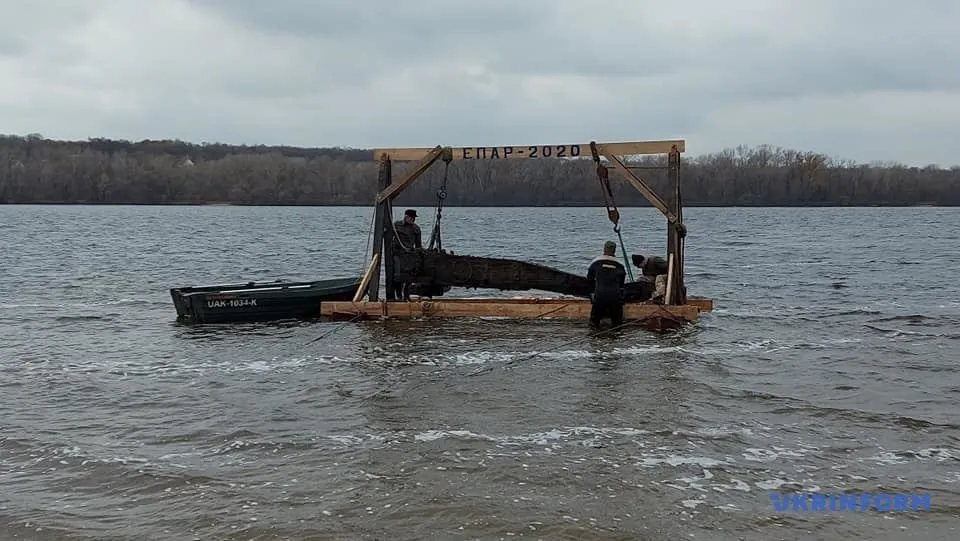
[319,139,713,331]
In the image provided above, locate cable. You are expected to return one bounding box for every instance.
[357,197,377,275]
[303,312,365,346]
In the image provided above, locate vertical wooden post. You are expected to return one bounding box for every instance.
[382,159,395,300]
[675,147,686,305]
[666,145,686,305]
[367,155,391,301]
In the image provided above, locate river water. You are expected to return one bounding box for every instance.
[1,204,958,540]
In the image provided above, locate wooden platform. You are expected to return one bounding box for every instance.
[320,296,713,324]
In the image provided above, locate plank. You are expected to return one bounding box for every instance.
[687,296,713,311]
[372,140,685,161]
[381,159,396,299]
[319,298,703,321]
[353,253,380,302]
[665,253,675,305]
[366,157,393,300]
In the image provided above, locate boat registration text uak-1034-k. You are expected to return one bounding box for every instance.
[206,297,257,309]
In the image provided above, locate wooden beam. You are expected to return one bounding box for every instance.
[381,158,396,300]
[366,158,392,300]
[666,145,686,305]
[372,140,685,162]
[354,253,381,302]
[664,254,675,306]
[375,145,443,203]
[602,152,678,224]
[319,297,704,321]
[625,165,668,171]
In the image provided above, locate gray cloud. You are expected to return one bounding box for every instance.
[1,0,958,166]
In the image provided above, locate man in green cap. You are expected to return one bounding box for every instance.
[586,240,627,328]
[631,253,669,302]
[390,209,423,300]
[631,254,668,277]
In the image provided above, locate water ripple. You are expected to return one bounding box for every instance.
[1,205,958,540]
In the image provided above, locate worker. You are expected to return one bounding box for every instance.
[631,253,669,302]
[392,209,422,251]
[586,240,627,328]
[390,209,422,300]
[631,254,668,276]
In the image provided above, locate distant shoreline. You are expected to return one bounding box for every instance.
[2,136,957,207]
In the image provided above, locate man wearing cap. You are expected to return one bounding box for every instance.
[390,209,423,300]
[631,253,669,302]
[586,240,627,328]
[631,254,668,277]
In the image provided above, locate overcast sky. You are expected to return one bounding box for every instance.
[2,0,958,166]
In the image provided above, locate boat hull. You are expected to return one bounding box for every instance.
[170,277,361,324]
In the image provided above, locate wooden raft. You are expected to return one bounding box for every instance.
[350,137,714,332]
[320,296,713,321]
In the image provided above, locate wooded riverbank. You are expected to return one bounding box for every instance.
[2,135,957,206]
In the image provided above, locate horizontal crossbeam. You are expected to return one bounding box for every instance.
[373,140,685,161]
[375,145,443,204]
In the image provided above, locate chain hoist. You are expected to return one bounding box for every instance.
[589,143,635,281]
[428,147,454,251]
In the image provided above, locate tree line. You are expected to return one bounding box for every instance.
[1,133,957,206]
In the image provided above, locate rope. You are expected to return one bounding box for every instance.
[615,227,634,281]
[533,302,573,319]
[358,197,377,275]
[389,216,411,251]
[302,312,365,346]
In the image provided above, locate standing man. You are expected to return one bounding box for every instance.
[586,241,627,328]
[390,209,422,300]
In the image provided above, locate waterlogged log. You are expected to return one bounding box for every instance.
[392,249,655,301]
[394,249,592,296]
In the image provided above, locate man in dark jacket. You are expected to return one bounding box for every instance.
[390,209,422,300]
[392,209,422,252]
[632,253,669,302]
[586,241,627,328]
[631,253,668,277]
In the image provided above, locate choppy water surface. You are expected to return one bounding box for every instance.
[1,205,958,540]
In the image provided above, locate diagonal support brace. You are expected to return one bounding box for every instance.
[376,145,445,204]
[601,152,678,225]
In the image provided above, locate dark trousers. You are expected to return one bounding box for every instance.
[590,296,624,328]
[390,282,410,301]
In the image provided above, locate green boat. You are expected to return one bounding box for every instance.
[170,277,362,324]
